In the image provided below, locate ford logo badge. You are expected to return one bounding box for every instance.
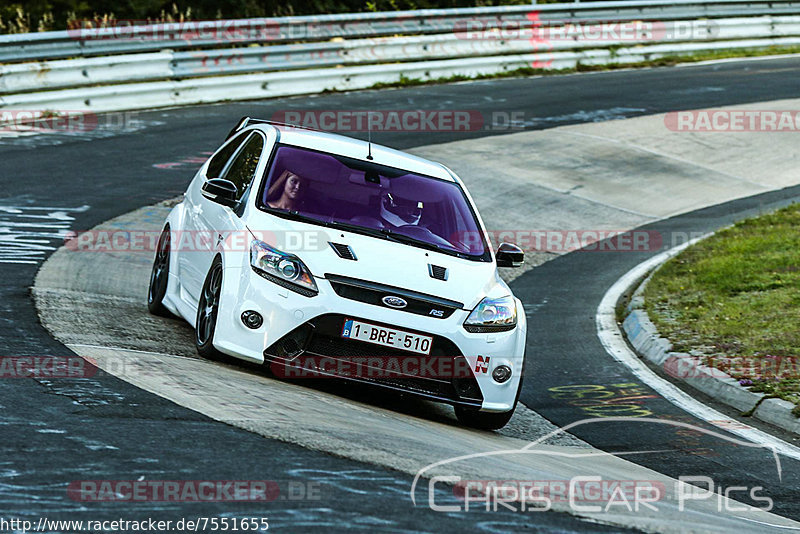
[382,295,407,309]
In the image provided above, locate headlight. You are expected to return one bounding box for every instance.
[250,239,318,296]
[463,295,517,332]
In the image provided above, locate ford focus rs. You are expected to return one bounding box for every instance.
[147,117,527,429]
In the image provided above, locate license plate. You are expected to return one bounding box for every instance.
[341,319,432,355]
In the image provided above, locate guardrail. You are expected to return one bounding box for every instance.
[1,0,798,63]
[0,1,798,114]
[3,15,798,94]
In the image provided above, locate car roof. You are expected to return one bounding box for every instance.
[250,124,456,183]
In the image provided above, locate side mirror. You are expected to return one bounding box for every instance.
[496,242,524,268]
[202,178,237,207]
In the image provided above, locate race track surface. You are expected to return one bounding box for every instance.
[3,56,800,531]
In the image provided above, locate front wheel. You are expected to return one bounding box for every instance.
[147,227,174,317]
[195,257,226,361]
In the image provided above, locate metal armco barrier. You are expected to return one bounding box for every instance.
[0,1,798,113]
[0,0,798,63]
[172,16,800,77]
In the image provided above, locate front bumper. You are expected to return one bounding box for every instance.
[263,313,484,409]
[213,264,527,412]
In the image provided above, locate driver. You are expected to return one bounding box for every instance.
[266,170,306,211]
[380,193,423,228]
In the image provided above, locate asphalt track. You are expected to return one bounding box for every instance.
[3,56,800,530]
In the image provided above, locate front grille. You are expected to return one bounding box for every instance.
[264,313,483,406]
[326,274,462,319]
[269,323,314,359]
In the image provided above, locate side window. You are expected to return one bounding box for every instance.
[223,134,265,201]
[207,131,249,178]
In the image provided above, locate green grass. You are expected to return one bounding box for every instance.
[644,203,800,409]
[362,45,800,91]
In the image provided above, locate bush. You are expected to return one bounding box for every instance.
[0,0,532,33]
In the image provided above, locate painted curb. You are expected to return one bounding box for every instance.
[622,268,800,436]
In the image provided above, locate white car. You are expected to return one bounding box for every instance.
[148,117,527,429]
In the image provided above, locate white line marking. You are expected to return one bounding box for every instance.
[596,237,800,462]
[677,53,800,68]
[737,516,800,531]
[0,204,88,264]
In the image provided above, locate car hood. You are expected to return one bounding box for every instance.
[246,214,506,310]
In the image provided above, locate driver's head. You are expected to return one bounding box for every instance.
[380,193,423,226]
[266,170,306,203]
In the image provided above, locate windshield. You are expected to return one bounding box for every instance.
[257,144,489,260]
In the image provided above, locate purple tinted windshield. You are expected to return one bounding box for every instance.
[259,145,488,258]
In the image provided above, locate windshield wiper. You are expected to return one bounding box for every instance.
[331,221,464,257]
[263,208,331,227]
[329,220,445,252]
[263,211,390,242]
[379,229,466,258]
[263,210,468,258]
[326,220,389,239]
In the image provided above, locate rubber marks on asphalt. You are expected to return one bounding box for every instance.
[0,205,88,265]
[0,117,160,148]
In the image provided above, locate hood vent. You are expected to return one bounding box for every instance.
[329,242,357,260]
[428,264,448,281]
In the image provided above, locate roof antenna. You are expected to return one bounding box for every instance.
[366,111,374,160]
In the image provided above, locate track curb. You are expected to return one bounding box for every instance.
[621,255,800,436]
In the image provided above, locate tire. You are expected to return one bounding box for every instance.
[455,405,515,430]
[195,257,226,361]
[147,227,174,317]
